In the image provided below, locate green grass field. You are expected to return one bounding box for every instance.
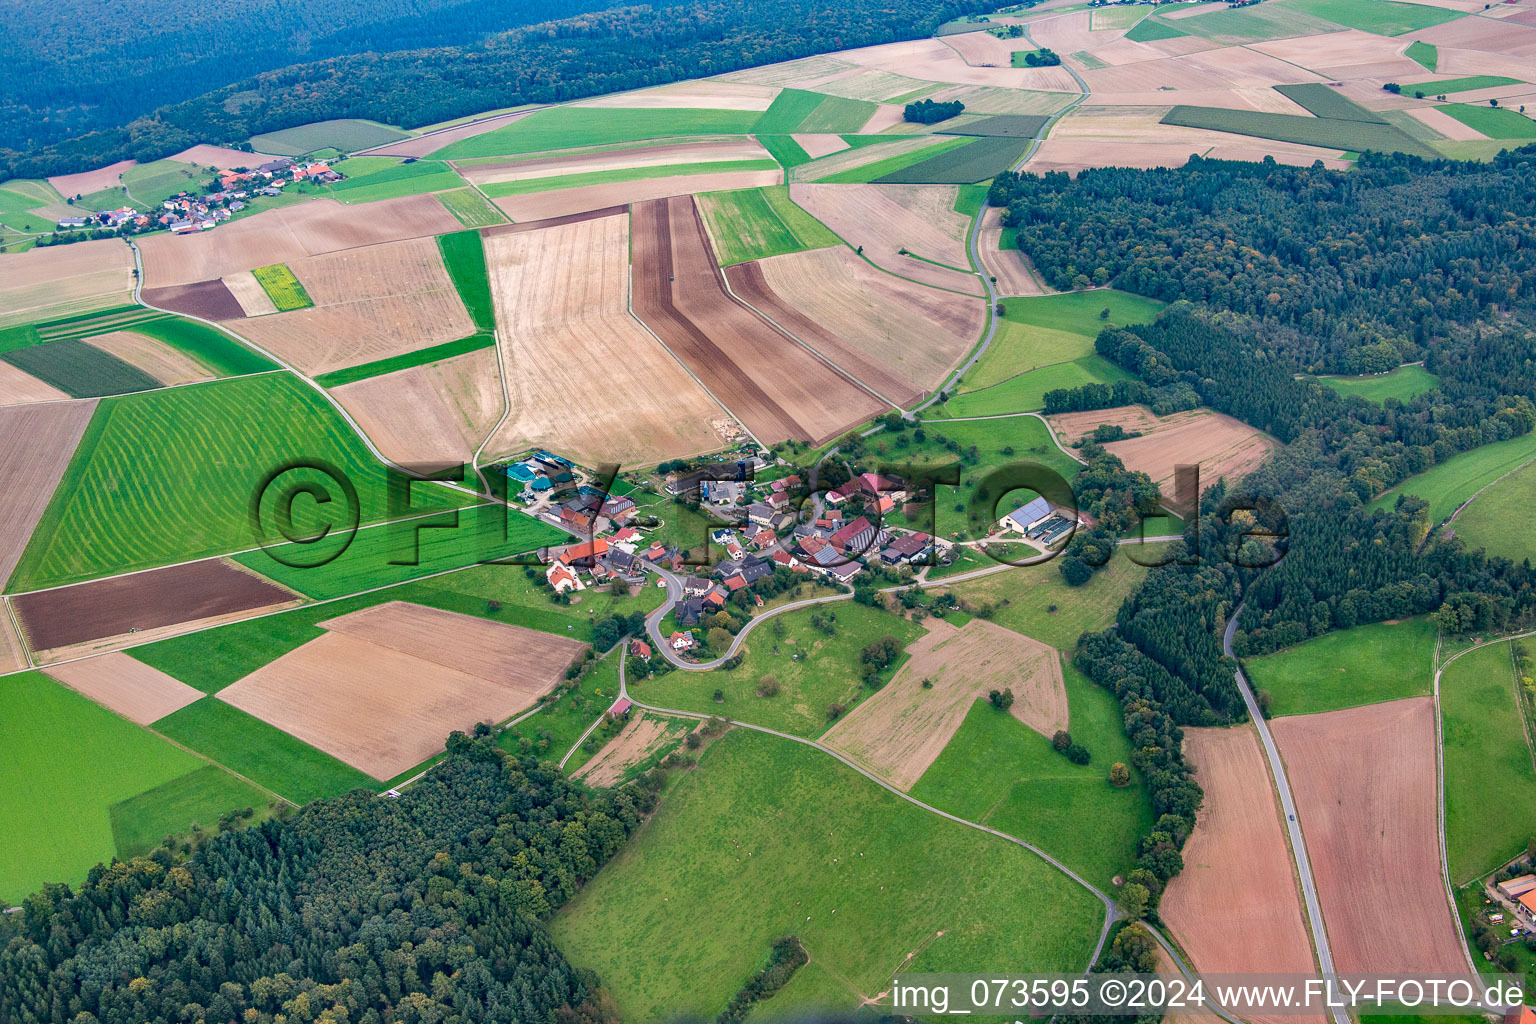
[0,672,204,904]
[1447,458,1536,563]
[434,107,761,159]
[1162,106,1437,157]
[943,355,1135,417]
[1242,617,1437,717]
[1125,17,1188,42]
[121,316,278,376]
[1405,76,1523,96]
[1280,0,1462,33]
[753,89,828,133]
[1172,1,1341,41]
[132,562,664,693]
[499,654,623,765]
[1274,83,1388,123]
[313,333,495,387]
[551,728,1102,1021]
[251,264,313,311]
[912,659,1151,889]
[8,373,465,591]
[960,290,1165,391]
[121,160,206,205]
[1438,103,1536,140]
[639,602,925,737]
[250,119,410,156]
[1314,363,1439,404]
[1,338,161,398]
[798,94,878,133]
[1368,429,1536,526]
[108,764,269,858]
[813,137,972,184]
[325,159,465,203]
[1089,5,1148,29]
[436,187,506,227]
[757,134,814,169]
[876,136,1030,184]
[479,159,777,197]
[155,698,375,803]
[696,186,841,265]
[435,229,495,332]
[1406,41,1438,72]
[1441,641,1536,883]
[936,551,1152,651]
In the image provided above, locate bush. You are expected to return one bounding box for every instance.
[1066,743,1091,765]
[988,687,1015,711]
[757,675,780,698]
[1052,729,1071,752]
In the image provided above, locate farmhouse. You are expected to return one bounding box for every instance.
[1001,496,1056,534]
[1497,875,1536,900]
[830,516,881,556]
[880,531,933,565]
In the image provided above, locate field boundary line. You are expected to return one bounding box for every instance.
[469,325,513,495]
[1,596,33,672]
[1442,452,1536,529]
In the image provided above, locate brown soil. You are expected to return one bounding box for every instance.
[13,557,296,652]
[1160,726,1320,1024]
[980,207,1048,297]
[0,400,98,587]
[169,144,280,169]
[792,134,851,158]
[1102,409,1280,506]
[631,195,886,444]
[0,361,68,405]
[47,160,135,197]
[142,279,246,321]
[821,619,1066,790]
[574,716,679,787]
[83,331,214,385]
[44,652,203,725]
[787,183,973,274]
[1272,697,1468,975]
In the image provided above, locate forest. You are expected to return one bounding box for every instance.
[0,733,659,1024]
[0,0,991,179]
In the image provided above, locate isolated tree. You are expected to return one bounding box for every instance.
[988,687,1014,711]
[757,675,780,698]
[1052,729,1071,752]
[712,688,724,703]
[1109,762,1131,787]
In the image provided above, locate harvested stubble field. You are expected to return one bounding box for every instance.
[631,195,886,444]
[218,602,585,779]
[43,652,203,725]
[1161,106,1437,158]
[138,195,460,287]
[573,715,689,787]
[0,400,98,587]
[332,351,498,467]
[141,279,247,321]
[0,613,25,674]
[822,618,1066,790]
[12,557,298,656]
[435,187,506,228]
[787,183,981,293]
[492,168,780,221]
[980,207,1048,296]
[1100,408,1279,506]
[742,246,982,404]
[233,237,475,376]
[1160,726,1318,1023]
[0,239,135,329]
[47,159,135,198]
[576,80,780,110]
[460,138,770,186]
[482,212,727,465]
[0,361,66,405]
[83,330,212,386]
[220,270,279,315]
[1272,698,1468,975]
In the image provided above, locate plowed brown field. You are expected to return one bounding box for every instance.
[44,652,203,725]
[747,246,982,403]
[1272,698,1468,975]
[219,602,585,779]
[12,558,296,654]
[0,362,67,406]
[0,239,135,328]
[482,211,728,465]
[1100,408,1279,504]
[1161,726,1319,1024]
[234,236,475,376]
[632,195,886,444]
[822,618,1067,789]
[574,716,680,787]
[142,279,246,321]
[0,401,97,588]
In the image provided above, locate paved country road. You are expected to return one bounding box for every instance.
[1224,603,1350,1024]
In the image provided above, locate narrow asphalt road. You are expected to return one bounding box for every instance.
[1224,603,1348,1024]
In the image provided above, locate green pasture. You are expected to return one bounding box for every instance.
[1242,617,1436,717]
[912,660,1152,889]
[1405,76,1524,96]
[326,159,465,202]
[155,698,374,804]
[109,764,270,859]
[696,186,840,265]
[960,290,1164,392]
[314,333,495,387]
[1406,41,1438,71]
[251,263,312,310]
[1274,83,1387,123]
[433,107,761,159]
[1438,103,1536,140]
[8,373,466,591]
[1169,1,1341,41]
[499,655,624,766]
[251,119,410,156]
[121,160,206,205]
[757,135,814,169]
[811,137,971,183]
[436,187,506,227]
[639,602,924,738]
[436,229,495,332]
[1314,364,1438,404]
[1449,458,1536,563]
[1162,106,1437,158]
[1125,18,1188,42]
[551,728,1102,1021]
[126,316,277,376]
[799,94,878,133]
[0,672,202,905]
[1279,0,1462,35]
[942,356,1135,417]
[753,90,827,134]
[1441,641,1536,883]
[1369,430,1536,526]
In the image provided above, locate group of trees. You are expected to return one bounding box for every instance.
[0,733,657,1024]
[904,98,965,124]
[1016,47,1060,66]
[1058,443,1162,586]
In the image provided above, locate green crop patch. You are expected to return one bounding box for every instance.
[1438,103,1536,140]
[1126,17,1188,41]
[961,290,1164,392]
[109,764,270,859]
[122,316,279,376]
[1314,363,1438,404]
[251,264,313,311]
[325,159,465,202]
[1241,617,1436,717]
[0,671,203,904]
[757,134,814,169]
[434,107,761,159]
[752,89,829,134]
[810,137,972,183]
[550,729,1101,1022]
[696,185,840,265]
[1404,75,1524,96]
[8,372,468,591]
[876,135,1031,183]
[937,114,1051,138]
[250,118,410,156]
[943,355,1134,417]
[155,698,374,805]
[1,337,161,398]
[797,94,878,133]
[436,187,506,227]
[1369,430,1536,526]
[1406,41,1438,71]
[1278,0,1463,35]
[1274,83,1388,123]
[435,230,495,332]
[314,332,495,387]
[1161,105,1438,157]
[936,551,1153,651]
